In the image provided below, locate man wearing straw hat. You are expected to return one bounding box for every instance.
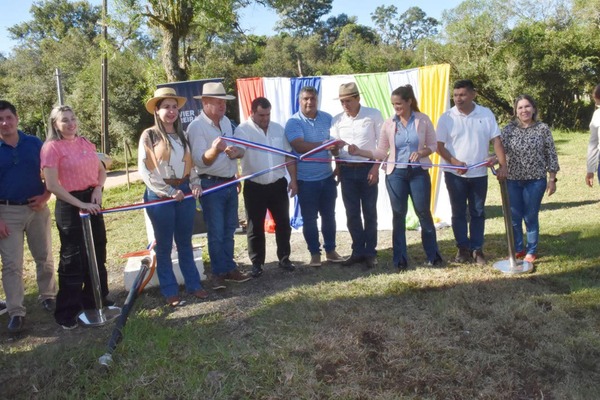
[187,82,250,290]
[331,83,384,269]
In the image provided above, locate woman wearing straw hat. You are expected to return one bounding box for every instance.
[138,87,207,307]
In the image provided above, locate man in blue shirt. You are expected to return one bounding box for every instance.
[285,86,345,267]
[0,100,56,333]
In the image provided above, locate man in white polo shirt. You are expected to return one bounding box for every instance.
[331,83,383,269]
[436,79,507,265]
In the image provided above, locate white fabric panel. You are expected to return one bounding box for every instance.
[238,96,248,123]
[318,75,357,118]
[263,77,292,127]
[387,69,420,103]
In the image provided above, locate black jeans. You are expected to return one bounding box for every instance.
[243,178,291,265]
[54,188,108,325]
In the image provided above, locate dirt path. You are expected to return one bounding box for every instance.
[105,169,141,189]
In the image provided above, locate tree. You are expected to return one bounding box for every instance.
[8,0,101,44]
[116,0,243,82]
[424,0,600,127]
[371,5,438,50]
[270,0,333,36]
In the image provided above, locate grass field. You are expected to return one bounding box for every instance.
[0,129,599,399]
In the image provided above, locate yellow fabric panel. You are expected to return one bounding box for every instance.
[418,64,450,215]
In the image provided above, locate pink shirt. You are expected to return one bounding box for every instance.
[41,137,100,192]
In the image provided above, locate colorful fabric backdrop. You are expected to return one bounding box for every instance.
[236,64,451,231]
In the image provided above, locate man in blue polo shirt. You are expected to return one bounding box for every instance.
[0,100,56,333]
[285,86,345,267]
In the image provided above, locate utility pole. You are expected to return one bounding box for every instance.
[55,68,64,105]
[101,0,110,154]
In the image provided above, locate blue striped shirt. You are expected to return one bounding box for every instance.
[285,111,333,181]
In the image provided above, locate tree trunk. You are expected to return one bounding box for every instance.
[296,55,303,77]
[162,28,187,82]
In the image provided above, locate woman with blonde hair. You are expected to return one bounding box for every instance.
[138,87,205,307]
[41,105,110,329]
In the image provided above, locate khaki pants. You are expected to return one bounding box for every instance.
[0,204,56,317]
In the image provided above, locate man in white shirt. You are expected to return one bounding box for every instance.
[331,83,384,269]
[187,82,250,289]
[436,79,508,265]
[235,97,298,277]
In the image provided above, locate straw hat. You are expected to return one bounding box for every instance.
[145,87,187,114]
[337,82,360,100]
[193,82,236,100]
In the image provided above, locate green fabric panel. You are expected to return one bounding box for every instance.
[354,73,394,119]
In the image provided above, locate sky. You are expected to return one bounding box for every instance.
[0,0,463,55]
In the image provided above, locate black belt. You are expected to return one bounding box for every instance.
[0,199,29,206]
[199,174,236,181]
[340,162,372,168]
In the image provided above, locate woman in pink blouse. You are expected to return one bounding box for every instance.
[350,85,442,271]
[41,105,110,330]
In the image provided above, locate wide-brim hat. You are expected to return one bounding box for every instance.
[145,87,187,114]
[337,82,360,100]
[193,82,236,100]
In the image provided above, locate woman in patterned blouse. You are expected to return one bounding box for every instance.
[500,95,560,263]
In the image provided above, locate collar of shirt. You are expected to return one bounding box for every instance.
[199,111,230,135]
[299,110,320,124]
[248,118,269,135]
[394,112,415,130]
[451,102,482,118]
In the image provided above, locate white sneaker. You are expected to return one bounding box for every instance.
[0,299,6,316]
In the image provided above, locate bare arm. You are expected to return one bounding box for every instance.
[437,141,467,175]
[285,156,298,197]
[90,160,106,205]
[492,136,508,180]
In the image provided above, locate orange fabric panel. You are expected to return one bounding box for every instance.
[236,78,265,121]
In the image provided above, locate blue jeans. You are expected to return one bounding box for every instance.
[444,172,488,251]
[507,178,546,255]
[339,165,378,258]
[199,179,239,276]
[297,175,337,255]
[145,183,202,298]
[386,167,439,265]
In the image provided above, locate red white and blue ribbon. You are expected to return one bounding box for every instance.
[222,136,296,158]
[80,160,296,217]
[80,138,493,217]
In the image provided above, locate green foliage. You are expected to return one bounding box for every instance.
[8,0,101,44]
[269,0,333,36]
[371,5,439,50]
